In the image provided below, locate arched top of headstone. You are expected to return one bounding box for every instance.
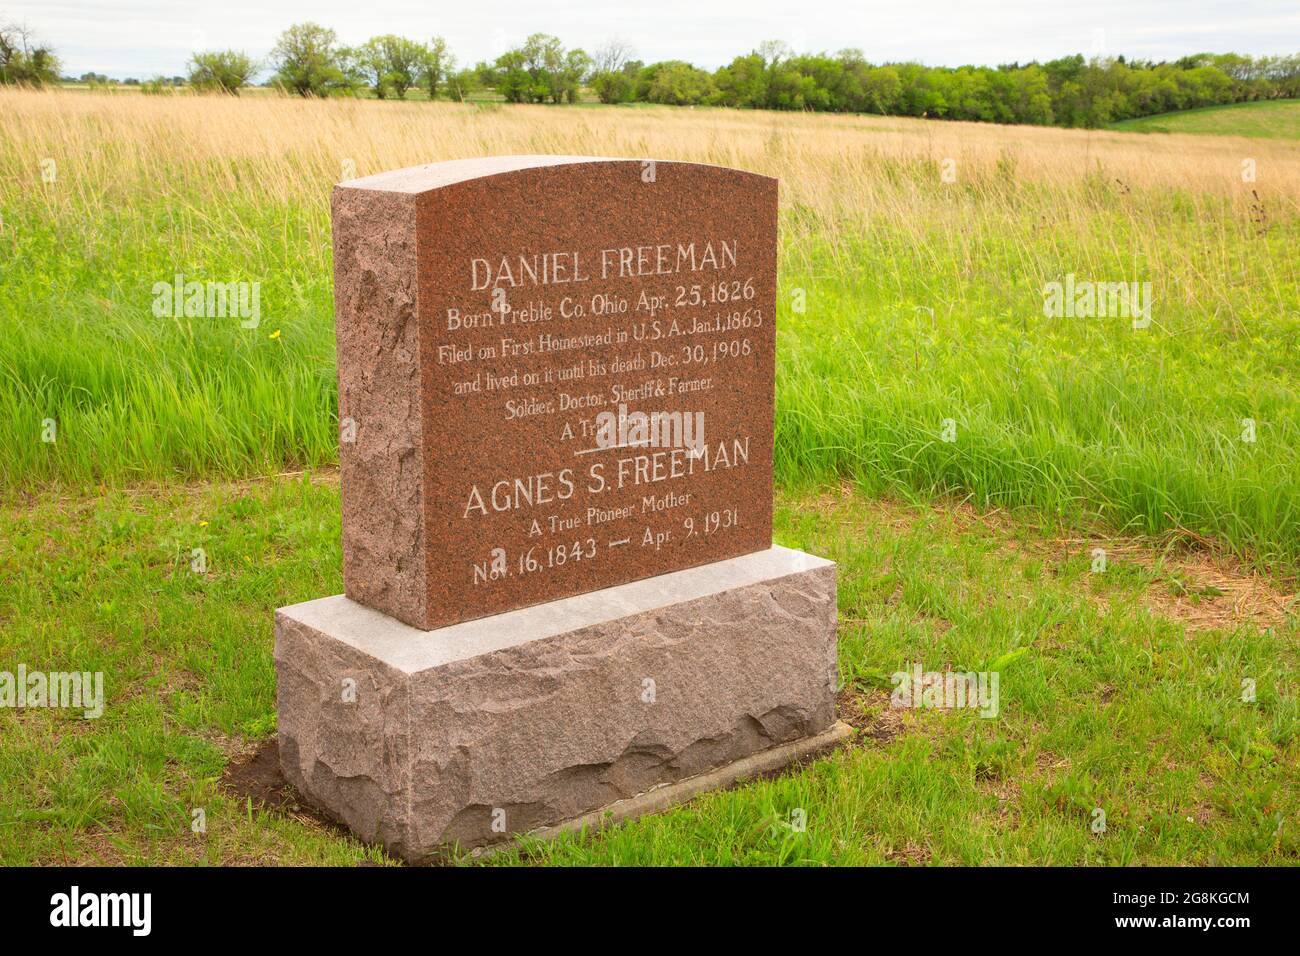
[339,155,776,194]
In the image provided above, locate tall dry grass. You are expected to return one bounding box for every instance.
[5,88,1294,318]
[6,88,1298,201]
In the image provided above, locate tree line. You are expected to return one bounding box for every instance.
[5,17,1300,129]
[0,19,58,85]
[526,38,1300,127]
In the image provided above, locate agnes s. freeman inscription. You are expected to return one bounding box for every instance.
[333,156,777,630]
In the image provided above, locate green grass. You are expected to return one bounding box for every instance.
[3,166,1298,573]
[0,476,1294,865]
[1110,99,1300,138]
[776,194,1300,575]
[1,93,1297,865]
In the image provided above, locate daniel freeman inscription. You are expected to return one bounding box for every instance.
[334,155,778,630]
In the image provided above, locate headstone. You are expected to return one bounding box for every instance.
[276,157,844,860]
[332,156,776,630]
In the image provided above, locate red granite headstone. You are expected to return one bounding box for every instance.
[332,156,777,629]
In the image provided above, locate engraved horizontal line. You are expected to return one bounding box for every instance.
[573,442,704,458]
[573,441,652,457]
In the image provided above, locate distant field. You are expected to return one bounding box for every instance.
[1111,99,1300,139]
[58,82,531,104]
[58,83,1300,133]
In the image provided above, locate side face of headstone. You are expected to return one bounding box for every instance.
[334,156,777,630]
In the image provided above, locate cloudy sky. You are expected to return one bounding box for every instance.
[8,0,1300,80]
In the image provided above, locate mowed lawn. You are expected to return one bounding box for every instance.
[1110,99,1300,138]
[0,475,1294,865]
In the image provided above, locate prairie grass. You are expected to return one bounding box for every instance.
[1,89,1297,569]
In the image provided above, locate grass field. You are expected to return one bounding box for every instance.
[1111,99,1300,139]
[56,81,524,104]
[0,89,1297,865]
[1,475,1294,865]
[3,89,1298,570]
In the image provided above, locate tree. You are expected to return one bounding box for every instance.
[712,42,796,109]
[590,66,635,104]
[356,34,426,99]
[767,55,828,110]
[527,33,568,103]
[493,34,579,104]
[756,40,793,70]
[471,60,500,89]
[862,65,902,114]
[713,53,767,108]
[593,39,632,75]
[444,66,477,101]
[1006,64,1053,124]
[644,61,714,105]
[333,46,370,96]
[419,36,452,100]
[588,38,635,102]
[0,20,60,87]
[832,49,871,111]
[188,50,257,95]
[589,42,637,103]
[557,48,592,103]
[494,49,537,103]
[271,22,343,97]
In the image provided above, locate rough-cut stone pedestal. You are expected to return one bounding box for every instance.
[275,546,841,862]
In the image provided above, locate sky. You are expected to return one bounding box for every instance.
[7,0,1300,80]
